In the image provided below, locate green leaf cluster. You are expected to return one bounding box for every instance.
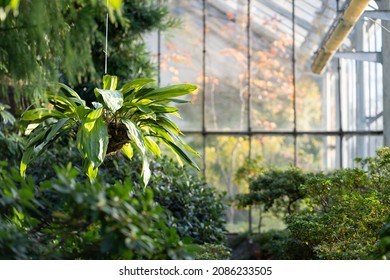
[287,148,390,259]
[0,161,192,260]
[236,166,308,216]
[234,147,390,259]
[20,74,199,185]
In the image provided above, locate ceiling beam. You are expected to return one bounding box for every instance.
[311,0,371,74]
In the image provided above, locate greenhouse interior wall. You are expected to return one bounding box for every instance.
[145,0,389,233]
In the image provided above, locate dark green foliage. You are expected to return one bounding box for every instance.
[372,215,390,259]
[88,153,228,245]
[147,157,227,245]
[195,243,231,260]
[287,148,390,259]
[234,148,390,260]
[0,161,191,259]
[237,166,308,216]
[0,0,176,108]
[25,144,227,247]
[228,230,314,260]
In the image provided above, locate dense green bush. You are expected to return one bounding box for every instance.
[237,166,308,216]
[234,148,390,260]
[287,148,390,259]
[15,139,226,247]
[0,161,192,259]
[27,145,227,246]
[372,215,390,259]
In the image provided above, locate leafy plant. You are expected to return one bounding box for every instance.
[195,243,231,260]
[372,215,390,259]
[237,167,307,216]
[20,74,199,184]
[287,148,390,259]
[0,102,15,125]
[0,161,192,260]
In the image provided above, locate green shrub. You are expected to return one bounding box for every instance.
[236,166,308,217]
[0,161,191,259]
[371,215,390,259]
[195,243,231,260]
[25,144,228,246]
[287,148,390,259]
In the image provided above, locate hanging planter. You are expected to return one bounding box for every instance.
[20,74,199,185]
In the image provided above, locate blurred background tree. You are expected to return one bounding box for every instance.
[0,0,176,114]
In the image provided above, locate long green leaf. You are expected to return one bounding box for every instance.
[121,119,146,155]
[20,146,34,176]
[121,78,155,94]
[48,93,79,117]
[80,110,108,168]
[141,84,198,100]
[59,83,86,106]
[21,108,67,122]
[160,138,199,171]
[142,157,151,186]
[121,118,152,186]
[94,89,123,113]
[144,136,161,157]
[21,119,70,176]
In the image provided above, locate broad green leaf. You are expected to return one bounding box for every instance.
[59,83,86,106]
[103,74,118,90]
[94,89,123,113]
[80,111,108,168]
[122,143,133,160]
[144,136,161,157]
[141,84,198,100]
[83,107,103,131]
[121,78,155,94]
[21,108,67,122]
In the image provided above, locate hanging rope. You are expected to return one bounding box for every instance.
[104,0,109,74]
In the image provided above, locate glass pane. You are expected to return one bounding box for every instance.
[162,0,204,131]
[297,135,339,171]
[205,0,248,131]
[295,0,339,132]
[205,135,250,232]
[250,0,293,131]
[250,135,294,167]
[342,135,384,167]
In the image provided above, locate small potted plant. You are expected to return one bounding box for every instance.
[20,74,199,184]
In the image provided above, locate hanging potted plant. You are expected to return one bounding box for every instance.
[20,74,199,185]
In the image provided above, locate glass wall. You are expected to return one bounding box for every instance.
[146,0,385,232]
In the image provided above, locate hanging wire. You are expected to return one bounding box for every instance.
[366,17,390,34]
[104,0,109,74]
